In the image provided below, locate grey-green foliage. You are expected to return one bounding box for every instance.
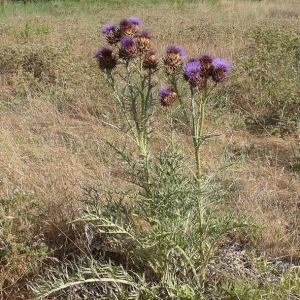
[33,150,251,299]
[31,258,146,299]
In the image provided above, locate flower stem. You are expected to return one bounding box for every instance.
[195,79,208,190]
[138,59,152,197]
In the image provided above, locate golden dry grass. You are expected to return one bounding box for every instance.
[0,0,300,298]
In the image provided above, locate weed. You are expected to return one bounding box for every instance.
[31,15,252,299]
[1,1,300,299]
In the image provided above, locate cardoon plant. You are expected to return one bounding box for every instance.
[33,17,254,299]
[95,16,158,197]
[161,51,231,189]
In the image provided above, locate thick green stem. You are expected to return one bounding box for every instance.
[195,79,208,190]
[170,114,174,149]
[195,147,202,190]
[106,69,138,142]
[195,97,206,190]
[138,60,152,197]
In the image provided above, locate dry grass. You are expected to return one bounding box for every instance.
[0,0,300,298]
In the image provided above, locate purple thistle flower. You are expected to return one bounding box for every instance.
[159,87,171,99]
[102,23,116,35]
[159,85,178,106]
[212,58,231,82]
[94,46,117,70]
[183,61,205,88]
[119,17,141,36]
[120,35,135,48]
[183,61,201,79]
[128,16,143,27]
[199,53,214,65]
[119,36,139,59]
[166,44,186,58]
[101,23,120,44]
[137,30,153,40]
[212,58,231,74]
[94,46,113,59]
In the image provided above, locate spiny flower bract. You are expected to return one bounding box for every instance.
[143,48,159,69]
[199,53,214,77]
[164,44,186,75]
[137,30,153,52]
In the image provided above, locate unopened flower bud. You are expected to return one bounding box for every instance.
[143,48,159,69]
[94,46,117,70]
[163,44,186,75]
[199,53,214,77]
[137,30,153,52]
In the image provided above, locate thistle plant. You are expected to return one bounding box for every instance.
[32,17,252,300]
[95,17,159,197]
[94,18,236,288]
[95,17,231,193]
[96,16,236,293]
[160,51,231,189]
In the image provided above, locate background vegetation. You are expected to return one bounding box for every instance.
[0,0,300,299]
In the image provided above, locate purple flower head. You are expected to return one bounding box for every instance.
[101,23,120,44]
[120,36,135,48]
[212,58,231,82]
[119,17,141,36]
[128,16,143,27]
[159,85,177,106]
[212,58,231,74]
[119,36,139,59]
[183,61,201,79]
[94,46,113,58]
[159,87,171,99]
[102,23,116,35]
[183,61,204,88]
[94,46,117,70]
[199,53,214,65]
[166,44,186,58]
